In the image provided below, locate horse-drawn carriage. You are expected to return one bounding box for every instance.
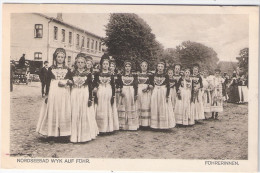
[11,60,30,84]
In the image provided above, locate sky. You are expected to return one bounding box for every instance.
[45,13,248,62]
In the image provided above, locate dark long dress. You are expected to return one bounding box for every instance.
[228,77,240,103]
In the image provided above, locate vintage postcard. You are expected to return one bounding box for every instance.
[1,4,259,172]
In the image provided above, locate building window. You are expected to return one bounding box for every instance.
[34,24,43,38]
[95,41,98,50]
[34,52,42,60]
[54,26,58,40]
[82,36,85,47]
[69,32,72,44]
[76,34,80,46]
[62,29,65,42]
[87,38,90,48]
[99,42,102,51]
[91,39,94,49]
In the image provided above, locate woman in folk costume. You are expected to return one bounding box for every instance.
[110,58,121,107]
[93,56,119,133]
[211,69,225,119]
[150,61,175,129]
[70,54,99,143]
[238,74,248,103]
[36,48,73,137]
[228,72,240,103]
[176,68,194,125]
[117,60,139,130]
[173,65,183,125]
[190,64,205,121]
[201,70,212,118]
[137,60,153,127]
[172,64,182,110]
[167,66,177,112]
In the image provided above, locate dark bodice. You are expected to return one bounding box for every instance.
[117,72,138,96]
[72,70,92,87]
[137,73,152,85]
[238,79,248,86]
[48,65,72,81]
[191,74,203,89]
[72,70,93,100]
[93,72,115,97]
[151,73,170,97]
[169,77,178,88]
[152,73,169,86]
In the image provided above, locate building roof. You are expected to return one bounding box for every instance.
[34,13,103,39]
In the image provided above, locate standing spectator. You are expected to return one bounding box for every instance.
[39,61,50,97]
[228,72,240,103]
[238,74,248,103]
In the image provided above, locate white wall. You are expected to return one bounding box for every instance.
[11,13,48,62]
[11,13,104,66]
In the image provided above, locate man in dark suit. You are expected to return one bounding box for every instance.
[39,61,50,97]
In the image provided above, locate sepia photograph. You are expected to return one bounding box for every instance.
[1,4,259,172]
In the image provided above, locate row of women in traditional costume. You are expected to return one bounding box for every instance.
[36,47,224,143]
[167,64,225,125]
[36,48,174,143]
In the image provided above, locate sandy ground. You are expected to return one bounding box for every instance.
[10,82,248,159]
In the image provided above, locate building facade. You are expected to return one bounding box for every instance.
[11,13,105,71]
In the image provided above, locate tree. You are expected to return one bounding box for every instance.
[103,13,163,70]
[162,48,180,67]
[236,48,248,75]
[175,41,219,74]
[217,61,237,76]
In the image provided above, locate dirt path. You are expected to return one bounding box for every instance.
[10,82,248,159]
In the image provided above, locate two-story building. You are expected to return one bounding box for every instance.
[11,13,105,73]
